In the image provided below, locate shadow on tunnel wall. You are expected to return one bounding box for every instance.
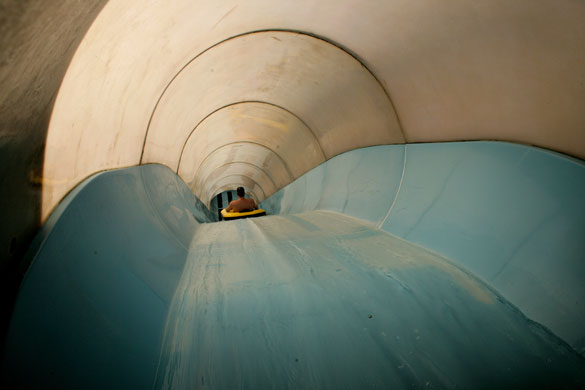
[0,0,108,352]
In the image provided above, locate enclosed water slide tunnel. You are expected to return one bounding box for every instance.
[1,1,585,388]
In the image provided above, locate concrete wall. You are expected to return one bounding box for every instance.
[0,0,108,348]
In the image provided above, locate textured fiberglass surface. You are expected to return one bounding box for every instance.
[261,142,585,353]
[3,143,585,388]
[155,211,584,389]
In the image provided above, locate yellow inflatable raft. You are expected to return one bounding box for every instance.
[221,208,266,221]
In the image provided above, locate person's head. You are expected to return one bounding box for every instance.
[236,187,245,198]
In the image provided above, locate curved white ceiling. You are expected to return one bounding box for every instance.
[42,0,585,219]
[144,31,401,205]
[192,142,293,191]
[178,101,327,205]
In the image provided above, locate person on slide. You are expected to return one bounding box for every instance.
[225,187,258,213]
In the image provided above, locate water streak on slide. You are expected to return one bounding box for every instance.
[156,212,582,389]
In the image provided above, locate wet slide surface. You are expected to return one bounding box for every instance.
[2,147,585,388]
[155,211,584,389]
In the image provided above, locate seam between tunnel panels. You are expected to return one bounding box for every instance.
[190,141,295,182]
[176,100,324,175]
[139,29,405,165]
[187,140,296,182]
[377,144,407,229]
[197,160,279,194]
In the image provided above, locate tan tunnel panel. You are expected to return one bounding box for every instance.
[177,102,325,200]
[42,0,585,218]
[186,143,292,202]
[201,163,276,206]
[141,31,402,170]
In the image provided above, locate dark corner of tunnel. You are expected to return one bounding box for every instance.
[0,0,109,355]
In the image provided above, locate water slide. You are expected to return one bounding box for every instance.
[3,142,584,388]
[2,1,585,388]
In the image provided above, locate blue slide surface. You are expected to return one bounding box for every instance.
[3,142,585,388]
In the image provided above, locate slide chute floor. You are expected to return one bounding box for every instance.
[156,212,584,389]
[2,148,584,388]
